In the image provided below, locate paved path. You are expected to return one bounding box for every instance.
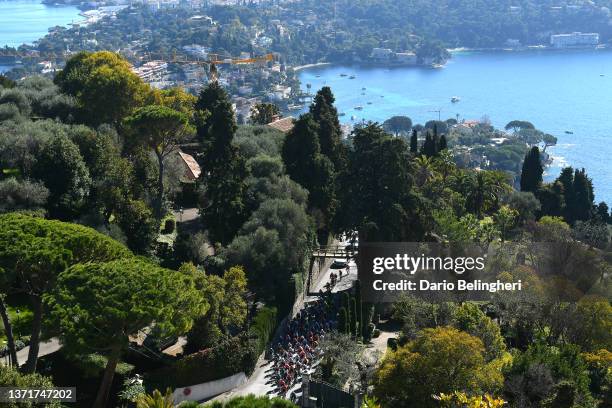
[211,248,356,403]
[0,338,62,367]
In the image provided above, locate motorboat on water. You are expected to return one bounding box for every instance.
[451,96,461,103]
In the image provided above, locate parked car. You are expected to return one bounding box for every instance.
[331,259,348,269]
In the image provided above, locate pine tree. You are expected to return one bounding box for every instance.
[520,146,543,193]
[410,129,418,153]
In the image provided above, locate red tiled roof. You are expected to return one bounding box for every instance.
[267,116,295,133]
[178,151,201,181]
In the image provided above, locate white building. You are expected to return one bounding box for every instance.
[132,61,168,82]
[550,32,599,48]
[371,48,393,61]
[395,52,417,65]
[266,85,292,101]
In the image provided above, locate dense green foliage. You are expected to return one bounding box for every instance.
[203,395,298,408]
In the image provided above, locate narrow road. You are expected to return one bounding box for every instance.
[0,338,62,367]
[211,251,357,403]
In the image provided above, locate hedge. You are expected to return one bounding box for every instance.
[249,306,278,356]
[145,306,278,390]
[145,334,258,390]
[202,395,298,407]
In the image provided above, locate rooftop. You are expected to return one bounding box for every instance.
[267,116,295,133]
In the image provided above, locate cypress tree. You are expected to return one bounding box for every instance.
[310,87,343,169]
[557,167,575,222]
[439,134,448,151]
[520,146,543,193]
[197,84,247,245]
[338,307,348,334]
[355,280,362,339]
[596,201,610,224]
[282,113,337,227]
[410,129,418,153]
[573,168,594,222]
[350,297,358,337]
[421,131,436,157]
[432,124,440,154]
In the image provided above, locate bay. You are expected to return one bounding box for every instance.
[0,0,81,49]
[298,50,612,203]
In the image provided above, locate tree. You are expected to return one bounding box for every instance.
[32,134,91,220]
[0,213,131,373]
[520,146,543,193]
[54,51,151,126]
[197,84,247,245]
[194,81,228,144]
[373,327,502,408]
[572,168,594,222]
[125,105,194,217]
[453,303,506,361]
[0,365,61,408]
[504,120,535,133]
[249,102,280,125]
[136,389,174,408]
[0,178,49,213]
[383,116,413,136]
[337,123,425,241]
[439,134,448,151]
[282,113,337,228]
[595,201,610,224]
[115,199,158,254]
[461,171,510,219]
[542,133,557,152]
[338,307,349,334]
[310,87,344,169]
[410,129,418,153]
[493,205,518,241]
[46,257,206,408]
[184,264,248,352]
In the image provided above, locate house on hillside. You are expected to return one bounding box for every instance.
[267,116,295,133]
[177,151,201,183]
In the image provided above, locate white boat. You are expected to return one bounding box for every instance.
[451,96,461,103]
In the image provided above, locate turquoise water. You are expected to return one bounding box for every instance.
[0,0,81,49]
[299,50,612,203]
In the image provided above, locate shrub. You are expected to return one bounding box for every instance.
[202,395,298,407]
[250,306,278,356]
[163,217,176,234]
[145,334,258,389]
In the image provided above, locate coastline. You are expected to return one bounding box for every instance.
[292,62,332,71]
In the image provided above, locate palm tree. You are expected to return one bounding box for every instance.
[413,155,436,187]
[462,171,511,218]
[433,150,456,182]
[136,389,174,408]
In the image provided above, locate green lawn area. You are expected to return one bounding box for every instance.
[0,294,34,344]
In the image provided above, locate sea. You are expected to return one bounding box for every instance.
[0,0,80,49]
[299,49,612,204]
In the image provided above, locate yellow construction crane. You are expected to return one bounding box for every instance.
[141,52,275,81]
